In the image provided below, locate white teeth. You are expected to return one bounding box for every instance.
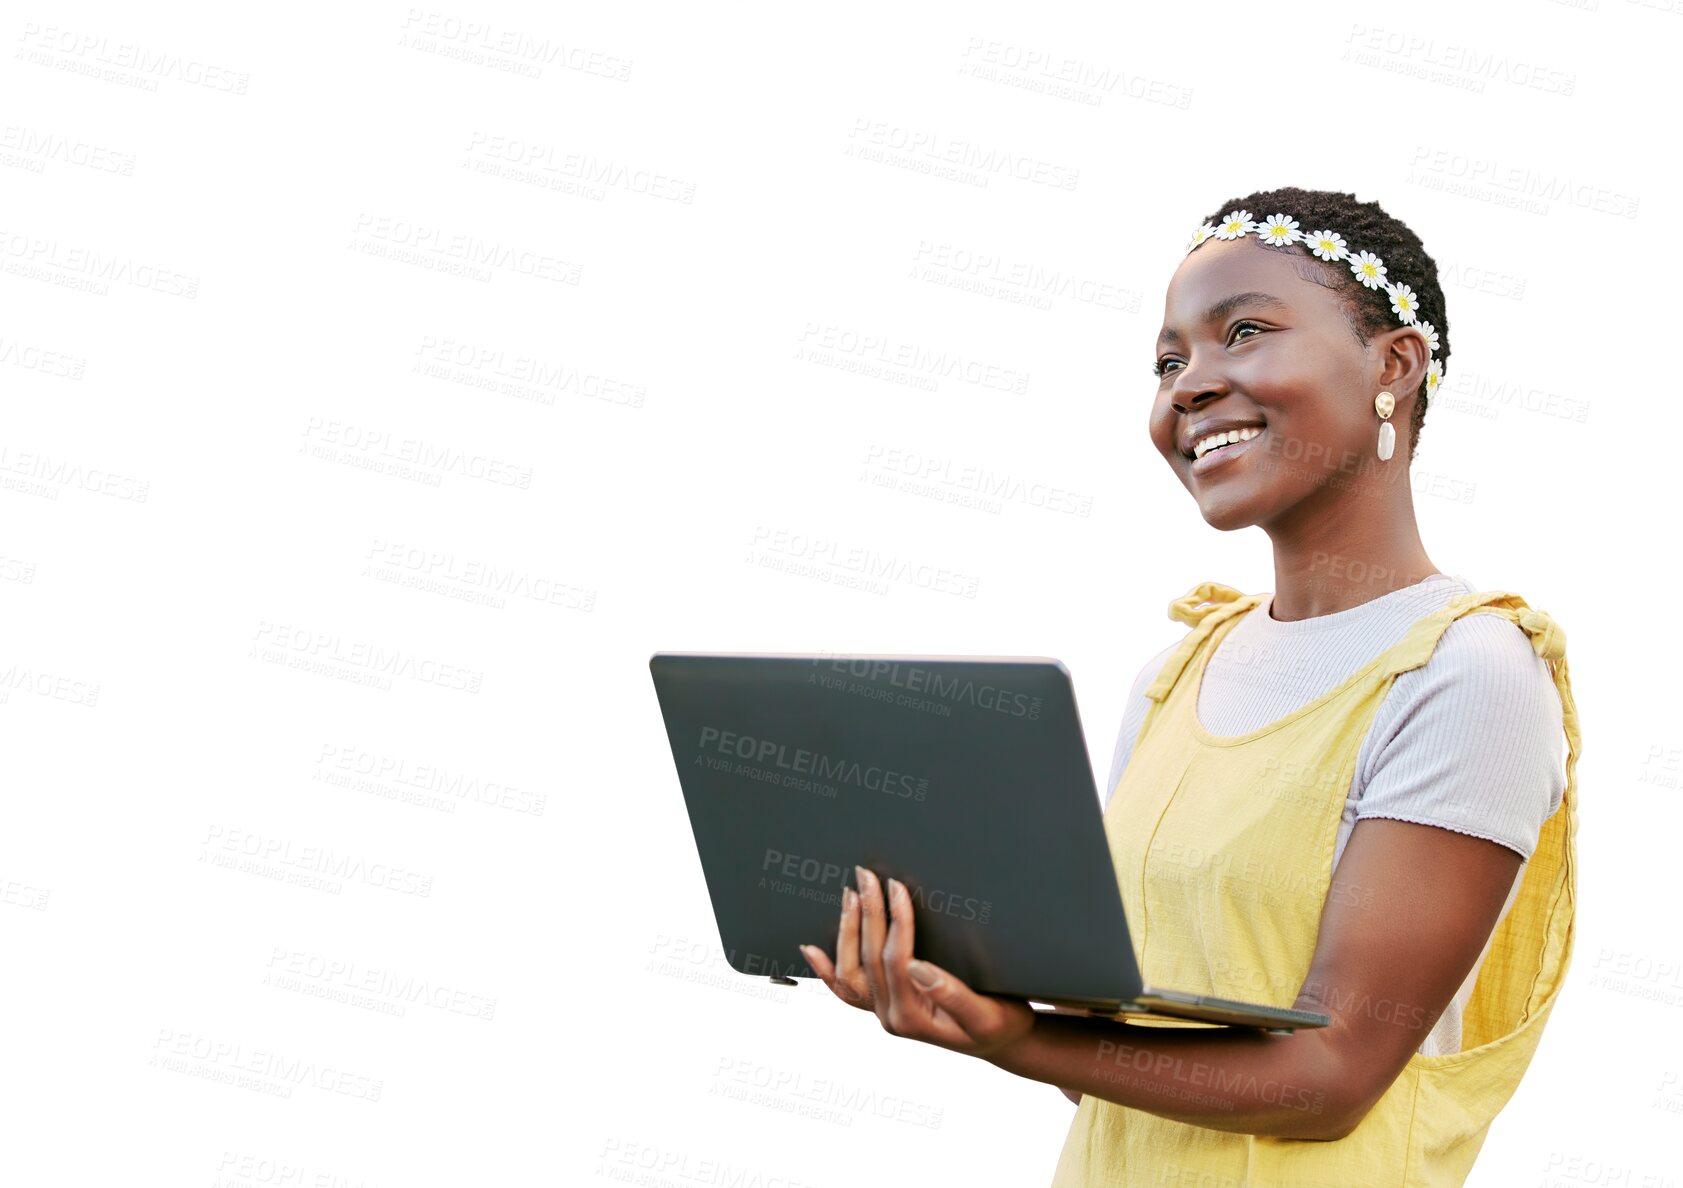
[1192,426,1262,460]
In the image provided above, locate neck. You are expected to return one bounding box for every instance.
[1262,462,1441,622]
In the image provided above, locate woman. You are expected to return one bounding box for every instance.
[798,186,1580,1185]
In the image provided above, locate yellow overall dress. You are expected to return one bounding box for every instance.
[1050,582,1581,1187]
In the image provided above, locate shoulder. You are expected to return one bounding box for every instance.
[1423,606,1560,698]
[1127,639,1183,701]
[1358,602,1567,853]
[1101,639,1189,805]
[1381,601,1564,742]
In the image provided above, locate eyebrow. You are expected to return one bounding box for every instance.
[1157,291,1290,347]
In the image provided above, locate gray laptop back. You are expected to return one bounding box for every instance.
[649,653,1144,1004]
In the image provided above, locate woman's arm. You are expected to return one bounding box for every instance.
[996,1006,1340,1139]
[988,817,1524,1140]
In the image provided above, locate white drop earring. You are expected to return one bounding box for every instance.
[1374,391,1396,461]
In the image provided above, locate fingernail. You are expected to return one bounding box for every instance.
[888,877,903,902]
[843,887,856,910]
[855,864,872,891]
[909,960,940,989]
[798,945,814,968]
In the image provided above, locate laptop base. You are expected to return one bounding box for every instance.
[1026,989,1328,1033]
[769,977,1330,1033]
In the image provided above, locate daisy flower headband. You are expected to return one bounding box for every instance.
[1185,211,1442,402]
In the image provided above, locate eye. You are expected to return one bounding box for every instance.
[1152,320,1268,378]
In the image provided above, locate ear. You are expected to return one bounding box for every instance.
[1377,324,1430,410]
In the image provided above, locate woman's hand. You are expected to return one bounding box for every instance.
[800,865,1036,1063]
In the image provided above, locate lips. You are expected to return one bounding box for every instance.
[1182,421,1266,460]
[1189,426,1265,476]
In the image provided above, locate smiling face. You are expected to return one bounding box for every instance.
[1148,235,1427,533]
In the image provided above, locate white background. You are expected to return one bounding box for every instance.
[3,1,1677,1184]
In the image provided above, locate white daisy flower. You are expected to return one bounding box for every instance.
[1185,222,1217,253]
[1258,213,1302,246]
[1415,320,1440,353]
[1426,358,1443,396]
[1348,250,1387,289]
[1214,210,1255,239]
[1304,229,1348,261]
[1387,282,1420,324]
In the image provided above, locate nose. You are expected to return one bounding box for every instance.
[1168,357,1231,415]
[1172,384,1229,417]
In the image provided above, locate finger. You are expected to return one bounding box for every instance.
[902,951,1018,1048]
[856,865,892,1017]
[881,876,916,996]
[833,885,870,1006]
[800,943,836,987]
[802,943,866,1009]
[883,877,944,1038]
[836,885,859,975]
[883,879,1021,1048]
[908,955,996,1043]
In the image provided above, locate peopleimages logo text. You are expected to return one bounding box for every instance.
[698,727,929,800]
[814,658,1041,719]
[762,848,993,924]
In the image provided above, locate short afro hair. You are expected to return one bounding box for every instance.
[1194,187,1449,464]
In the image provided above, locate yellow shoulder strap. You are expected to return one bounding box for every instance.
[1167,581,1248,626]
[1379,589,1580,791]
[1145,582,1263,703]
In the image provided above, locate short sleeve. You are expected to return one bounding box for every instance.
[1353,611,1567,860]
[1101,640,1182,812]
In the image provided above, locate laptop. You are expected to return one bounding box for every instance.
[648,651,1330,1033]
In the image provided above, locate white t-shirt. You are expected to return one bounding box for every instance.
[1102,573,1567,1056]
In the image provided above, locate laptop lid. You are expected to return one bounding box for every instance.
[649,652,1144,1005]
